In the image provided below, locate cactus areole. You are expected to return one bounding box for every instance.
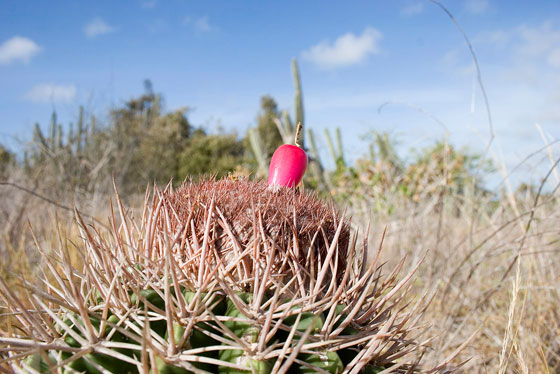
[268,144,307,188]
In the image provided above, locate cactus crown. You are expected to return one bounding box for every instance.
[0,179,455,373]
[163,179,350,291]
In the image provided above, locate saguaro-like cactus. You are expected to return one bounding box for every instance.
[292,58,304,147]
[249,59,306,177]
[1,179,457,373]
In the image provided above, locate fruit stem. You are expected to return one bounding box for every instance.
[295,122,302,148]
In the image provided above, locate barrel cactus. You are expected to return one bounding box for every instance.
[1,179,457,373]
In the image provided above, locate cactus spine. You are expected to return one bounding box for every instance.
[0,179,454,373]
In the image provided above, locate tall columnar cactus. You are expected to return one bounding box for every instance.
[291,58,304,148]
[0,179,458,373]
[249,59,305,173]
[247,128,268,178]
[77,106,85,155]
[50,112,57,152]
[33,122,47,150]
[306,129,332,192]
[324,128,346,171]
[273,59,304,147]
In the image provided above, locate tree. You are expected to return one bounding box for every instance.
[0,144,13,177]
[178,129,246,180]
[107,82,194,191]
[16,82,250,195]
[255,95,283,159]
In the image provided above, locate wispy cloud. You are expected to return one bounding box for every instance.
[183,16,213,33]
[515,22,560,68]
[141,0,157,9]
[441,19,560,153]
[303,27,382,69]
[195,16,211,32]
[474,29,510,48]
[465,0,489,14]
[447,22,560,74]
[148,18,168,33]
[0,36,41,65]
[25,83,77,103]
[401,2,424,16]
[84,18,114,38]
[548,49,560,68]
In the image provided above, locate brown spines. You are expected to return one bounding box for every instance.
[157,179,350,293]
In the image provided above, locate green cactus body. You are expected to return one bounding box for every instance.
[218,349,272,374]
[282,304,346,373]
[165,322,215,372]
[23,353,56,373]
[331,304,358,335]
[154,356,192,374]
[284,309,324,333]
[130,289,166,311]
[183,290,226,316]
[219,293,273,372]
[299,351,343,374]
[64,349,133,374]
[61,314,136,374]
[182,291,225,348]
[328,304,362,366]
[181,291,226,371]
[362,365,387,374]
[130,288,167,337]
[167,323,188,349]
[223,293,259,342]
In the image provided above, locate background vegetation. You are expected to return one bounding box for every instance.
[1,61,559,373]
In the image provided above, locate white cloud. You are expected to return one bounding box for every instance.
[84,18,114,38]
[0,36,41,65]
[448,22,560,75]
[141,0,157,9]
[515,22,560,68]
[25,83,77,103]
[401,2,424,16]
[442,48,461,66]
[548,48,560,68]
[465,0,489,14]
[303,27,382,69]
[194,16,211,32]
[474,30,510,48]
[148,18,168,33]
[437,20,560,182]
[184,16,213,32]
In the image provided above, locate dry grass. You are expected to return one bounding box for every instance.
[345,169,560,373]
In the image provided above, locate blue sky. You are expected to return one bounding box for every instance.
[1,0,559,187]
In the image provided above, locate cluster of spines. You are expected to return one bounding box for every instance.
[0,180,455,373]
